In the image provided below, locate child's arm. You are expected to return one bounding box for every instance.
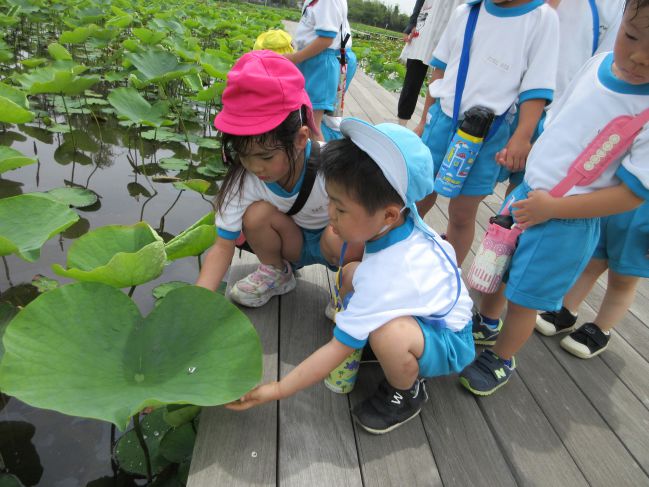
[225,338,354,411]
[496,98,546,173]
[413,68,445,136]
[284,36,334,65]
[195,236,236,291]
[511,183,643,229]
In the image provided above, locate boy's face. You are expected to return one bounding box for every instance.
[325,180,397,244]
[613,2,649,85]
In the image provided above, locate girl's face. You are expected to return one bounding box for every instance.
[238,143,292,183]
[613,2,649,85]
[325,180,401,243]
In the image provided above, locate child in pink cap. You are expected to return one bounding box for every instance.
[195,50,362,308]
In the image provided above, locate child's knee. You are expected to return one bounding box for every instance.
[242,201,280,229]
[607,271,639,291]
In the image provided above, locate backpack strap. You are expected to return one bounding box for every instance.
[286,142,321,216]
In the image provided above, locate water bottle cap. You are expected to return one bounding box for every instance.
[460,106,496,138]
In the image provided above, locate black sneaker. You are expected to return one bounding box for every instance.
[472,312,502,346]
[535,306,578,336]
[560,322,610,359]
[352,378,428,434]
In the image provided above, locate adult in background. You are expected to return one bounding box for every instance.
[397,0,462,127]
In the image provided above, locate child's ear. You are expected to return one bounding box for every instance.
[383,203,403,225]
[294,126,310,151]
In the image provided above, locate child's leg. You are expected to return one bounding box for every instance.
[417,192,438,218]
[593,270,639,332]
[562,258,609,313]
[312,109,324,141]
[446,194,485,266]
[369,316,424,389]
[492,302,537,360]
[242,201,303,267]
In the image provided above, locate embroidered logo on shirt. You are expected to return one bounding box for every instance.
[485,56,510,72]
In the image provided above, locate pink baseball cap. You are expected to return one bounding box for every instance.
[214,50,319,136]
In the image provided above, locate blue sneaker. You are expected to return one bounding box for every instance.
[459,349,516,396]
[472,313,502,346]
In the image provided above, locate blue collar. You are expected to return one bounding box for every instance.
[598,53,649,95]
[365,217,414,254]
[265,139,312,197]
[478,0,544,18]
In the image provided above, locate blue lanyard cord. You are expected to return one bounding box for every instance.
[588,0,600,55]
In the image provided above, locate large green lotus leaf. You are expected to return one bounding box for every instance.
[0,146,36,174]
[200,49,233,79]
[132,28,166,45]
[0,282,263,430]
[164,212,215,261]
[107,87,169,127]
[114,408,171,476]
[0,83,34,124]
[14,66,100,95]
[43,187,98,208]
[59,26,95,44]
[125,49,196,85]
[51,221,166,287]
[0,302,19,361]
[163,404,200,427]
[47,42,72,61]
[0,194,79,262]
[172,179,211,194]
[191,81,224,103]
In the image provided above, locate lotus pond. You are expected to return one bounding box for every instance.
[0,0,310,485]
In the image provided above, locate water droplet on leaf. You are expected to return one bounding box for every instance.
[187,366,197,374]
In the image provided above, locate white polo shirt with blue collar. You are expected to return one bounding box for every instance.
[334,218,474,349]
[294,0,352,51]
[525,52,649,201]
[215,141,330,239]
[429,0,559,117]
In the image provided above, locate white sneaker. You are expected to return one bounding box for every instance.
[228,261,296,307]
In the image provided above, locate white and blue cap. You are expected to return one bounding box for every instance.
[339,117,437,236]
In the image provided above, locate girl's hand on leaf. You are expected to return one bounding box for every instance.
[511,190,557,229]
[224,382,281,411]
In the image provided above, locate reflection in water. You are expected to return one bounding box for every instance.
[0,421,44,486]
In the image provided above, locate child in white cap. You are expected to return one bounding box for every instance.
[227,119,474,435]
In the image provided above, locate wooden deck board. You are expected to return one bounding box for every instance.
[189,22,649,485]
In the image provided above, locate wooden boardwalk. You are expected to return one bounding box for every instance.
[188,39,649,487]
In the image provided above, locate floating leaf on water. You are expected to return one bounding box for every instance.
[152,281,191,300]
[0,146,36,175]
[159,157,189,171]
[51,221,166,288]
[31,274,60,294]
[173,178,211,194]
[43,187,98,208]
[152,175,181,183]
[127,182,152,199]
[164,212,215,261]
[0,283,263,430]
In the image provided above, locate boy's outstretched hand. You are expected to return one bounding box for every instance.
[511,190,557,229]
[225,381,281,411]
[495,134,532,173]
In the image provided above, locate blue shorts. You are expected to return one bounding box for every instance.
[593,203,649,278]
[294,227,336,270]
[503,182,600,310]
[298,49,357,112]
[421,101,511,196]
[415,318,475,378]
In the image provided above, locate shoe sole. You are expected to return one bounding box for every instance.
[458,375,511,396]
[473,337,497,346]
[352,408,422,435]
[535,315,576,336]
[228,278,297,308]
[560,336,608,359]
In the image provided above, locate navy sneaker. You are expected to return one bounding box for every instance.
[535,306,578,336]
[472,313,502,346]
[560,322,610,359]
[352,378,428,434]
[459,349,516,396]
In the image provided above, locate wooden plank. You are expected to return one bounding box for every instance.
[421,377,517,487]
[188,252,279,486]
[349,364,443,486]
[278,264,363,486]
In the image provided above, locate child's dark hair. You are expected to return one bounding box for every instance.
[215,105,308,213]
[320,138,404,214]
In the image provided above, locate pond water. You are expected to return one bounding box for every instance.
[1,115,219,486]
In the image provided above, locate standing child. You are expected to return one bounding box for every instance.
[196,50,362,307]
[287,0,356,141]
[226,119,475,435]
[414,0,559,266]
[462,0,649,394]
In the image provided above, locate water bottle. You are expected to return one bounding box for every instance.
[434,106,495,198]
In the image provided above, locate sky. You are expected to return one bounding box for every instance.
[380,0,418,16]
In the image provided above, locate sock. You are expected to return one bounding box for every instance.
[480,313,500,330]
[487,349,513,368]
[502,358,513,368]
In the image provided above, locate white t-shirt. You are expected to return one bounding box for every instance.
[554,0,623,100]
[215,142,329,239]
[525,52,649,200]
[334,219,474,348]
[294,0,352,51]
[429,0,559,118]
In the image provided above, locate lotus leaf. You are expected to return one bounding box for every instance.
[159,422,196,463]
[0,473,23,487]
[152,281,191,300]
[43,187,98,208]
[164,212,215,261]
[196,155,226,178]
[106,9,133,29]
[59,26,95,44]
[51,221,166,288]
[30,274,59,293]
[19,58,46,68]
[114,408,171,476]
[0,194,79,262]
[159,157,189,171]
[0,83,34,124]
[0,282,263,430]
[172,179,211,194]
[125,49,196,85]
[15,66,100,96]
[200,49,233,79]
[107,87,170,127]
[191,82,224,103]
[47,42,72,61]
[0,302,19,361]
[133,28,167,45]
[0,146,36,174]
[163,404,201,427]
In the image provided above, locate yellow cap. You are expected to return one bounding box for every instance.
[253,29,295,54]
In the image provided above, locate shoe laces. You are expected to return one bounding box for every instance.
[248,263,286,284]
